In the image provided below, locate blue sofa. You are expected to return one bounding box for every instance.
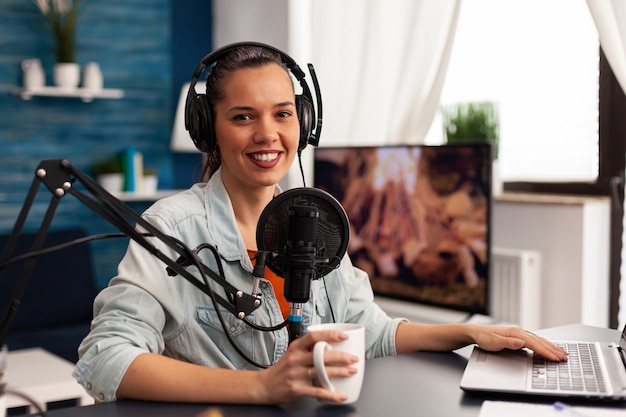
[0,229,97,363]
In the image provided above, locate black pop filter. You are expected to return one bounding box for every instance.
[256,188,349,280]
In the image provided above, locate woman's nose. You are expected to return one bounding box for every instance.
[254,116,280,142]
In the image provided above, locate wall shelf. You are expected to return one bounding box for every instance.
[113,189,184,202]
[13,86,124,103]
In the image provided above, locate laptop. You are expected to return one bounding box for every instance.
[460,324,626,400]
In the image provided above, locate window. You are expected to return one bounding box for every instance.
[427,0,626,328]
[426,0,600,184]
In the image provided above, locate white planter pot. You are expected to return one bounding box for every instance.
[53,62,81,90]
[97,173,124,194]
[143,175,158,194]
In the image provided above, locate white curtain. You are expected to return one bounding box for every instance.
[306,0,462,147]
[587,0,626,92]
[586,0,626,329]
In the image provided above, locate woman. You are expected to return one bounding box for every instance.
[73,43,566,405]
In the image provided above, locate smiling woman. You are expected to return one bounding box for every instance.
[213,64,299,191]
[71,42,566,406]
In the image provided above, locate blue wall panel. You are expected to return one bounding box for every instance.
[0,0,211,289]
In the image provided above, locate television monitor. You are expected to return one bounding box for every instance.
[313,144,492,315]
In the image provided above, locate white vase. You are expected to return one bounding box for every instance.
[82,62,103,91]
[21,58,45,90]
[53,62,81,90]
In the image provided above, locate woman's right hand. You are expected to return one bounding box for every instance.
[255,329,359,404]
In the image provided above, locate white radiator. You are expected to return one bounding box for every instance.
[490,247,542,330]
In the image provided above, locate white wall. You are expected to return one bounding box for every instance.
[213,0,289,50]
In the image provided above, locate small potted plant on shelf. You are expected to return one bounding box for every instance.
[91,157,124,194]
[142,168,159,194]
[33,0,84,89]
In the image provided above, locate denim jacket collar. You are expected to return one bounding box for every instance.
[204,168,282,268]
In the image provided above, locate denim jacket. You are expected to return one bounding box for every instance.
[73,169,404,401]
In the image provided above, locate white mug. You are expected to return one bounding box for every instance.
[307,323,365,404]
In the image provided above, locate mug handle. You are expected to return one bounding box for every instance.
[313,341,335,391]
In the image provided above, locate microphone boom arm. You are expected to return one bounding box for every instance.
[0,159,263,348]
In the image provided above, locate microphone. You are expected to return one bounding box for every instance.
[284,205,318,303]
[284,204,319,341]
[256,188,350,342]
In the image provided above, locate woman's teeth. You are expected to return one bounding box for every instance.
[252,153,278,162]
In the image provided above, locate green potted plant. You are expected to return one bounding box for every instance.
[442,101,499,159]
[91,157,124,193]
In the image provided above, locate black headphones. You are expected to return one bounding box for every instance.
[185,42,323,153]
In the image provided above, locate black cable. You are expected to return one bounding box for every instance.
[4,388,48,417]
[0,233,130,270]
[188,244,289,331]
[297,150,307,187]
[157,234,288,368]
[185,246,277,369]
[322,276,336,323]
[0,229,283,369]
[148,235,291,366]
[192,244,233,305]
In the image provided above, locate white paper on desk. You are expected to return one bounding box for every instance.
[479,400,625,417]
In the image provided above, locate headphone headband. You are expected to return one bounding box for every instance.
[184,42,323,153]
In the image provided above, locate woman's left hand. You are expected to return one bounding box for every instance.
[471,325,568,361]
[395,322,568,361]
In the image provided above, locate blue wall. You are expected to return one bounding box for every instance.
[0,0,211,288]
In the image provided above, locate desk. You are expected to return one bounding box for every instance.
[5,348,93,413]
[25,324,624,417]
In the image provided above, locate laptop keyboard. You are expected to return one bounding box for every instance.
[531,342,606,392]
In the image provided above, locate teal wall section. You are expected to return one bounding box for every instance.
[0,0,211,288]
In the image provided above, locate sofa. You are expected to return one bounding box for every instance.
[0,229,98,363]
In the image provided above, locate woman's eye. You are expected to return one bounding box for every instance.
[233,114,252,121]
[277,110,292,118]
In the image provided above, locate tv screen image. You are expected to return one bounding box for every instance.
[313,144,492,314]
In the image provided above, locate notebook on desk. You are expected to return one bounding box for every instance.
[460,324,626,401]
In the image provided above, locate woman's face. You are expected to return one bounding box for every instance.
[213,63,300,192]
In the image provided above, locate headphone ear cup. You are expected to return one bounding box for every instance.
[187,93,215,152]
[296,95,314,152]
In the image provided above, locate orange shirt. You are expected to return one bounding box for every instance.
[248,250,290,318]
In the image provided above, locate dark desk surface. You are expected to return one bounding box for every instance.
[30,324,623,417]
